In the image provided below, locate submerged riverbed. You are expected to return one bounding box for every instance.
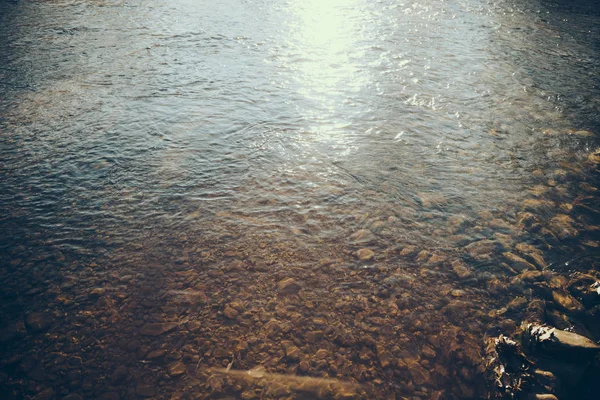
[1,0,599,399]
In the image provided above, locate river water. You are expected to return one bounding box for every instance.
[1,0,599,399]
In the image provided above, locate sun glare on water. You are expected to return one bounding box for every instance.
[290,0,366,110]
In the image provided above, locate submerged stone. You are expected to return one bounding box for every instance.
[25,312,53,332]
[135,383,156,398]
[277,278,301,295]
[405,358,430,386]
[355,248,375,261]
[139,322,178,336]
[548,214,578,239]
[168,361,187,378]
[503,252,537,272]
[551,290,584,314]
[587,149,600,164]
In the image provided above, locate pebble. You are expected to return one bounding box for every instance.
[25,312,53,332]
[277,278,301,295]
[298,360,310,373]
[587,148,600,164]
[136,383,156,398]
[422,345,437,359]
[89,287,106,297]
[305,330,324,343]
[168,361,187,378]
[355,248,375,261]
[61,395,84,400]
[349,229,377,244]
[110,365,128,385]
[96,393,120,400]
[451,260,472,279]
[285,345,301,360]
[551,290,584,314]
[146,349,166,360]
[548,214,578,239]
[32,388,54,400]
[223,306,239,319]
[405,358,430,386]
[503,252,536,272]
[139,322,178,336]
[315,349,329,360]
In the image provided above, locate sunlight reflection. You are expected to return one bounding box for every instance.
[290,0,366,112]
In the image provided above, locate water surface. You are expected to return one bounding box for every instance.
[1,0,599,399]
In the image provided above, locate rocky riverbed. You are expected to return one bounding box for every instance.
[1,143,599,399]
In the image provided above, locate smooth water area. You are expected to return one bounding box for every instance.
[1,0,599,399]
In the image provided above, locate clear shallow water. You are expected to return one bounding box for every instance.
[0,0,599,399]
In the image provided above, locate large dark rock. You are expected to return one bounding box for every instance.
[522,323,600,364]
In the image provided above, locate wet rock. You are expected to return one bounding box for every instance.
[518,212,541,231]
[168,361,187,378]
[405,358,430,386]
[96,393,120,400]
[89,287,106,297]
[507,297,528,312]
[61,394,84,400]
[299,360,310,373]
[265,382,290,397]
[277,278,301,295]
[534,395,558,400]
[523,199,555,214]
[421,345,436,359]
[110,365,128,385]
[517,270,545,283]
[32,388,54,400]
[139,322,178,336]
[522,323,600,363]
[315,349,329,360]
[548,214,578,239]
[355,248,375,261]
[146,349,166,360]
[567,274,600,306]
[135,383,156,397]
[285,345,301,360]
[524,299,546,323]
[533,369,559,392]
[464,239,499,261]
[515,243,547,268]
[223,306,239,319]
[503,252,537,272]
[451,259,472,279]
[25,312,53,332]
[27,362,46,381]
[349,229,377,244]
[587,148,600,164]
[399,245,417,257]
[551,289,584,314]
[377,349,393,368]
[305,330,324,343]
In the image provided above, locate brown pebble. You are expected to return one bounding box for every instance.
[356,248,375,261]
[223,306,239,319]
[277,278,301,295]
[168,361,187,378]
[298,360,310,373]
[25,313,53,332]
[32,388,54,400]
[136,384,156,398]
[139,323,178,336]
[315,349,329,360]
